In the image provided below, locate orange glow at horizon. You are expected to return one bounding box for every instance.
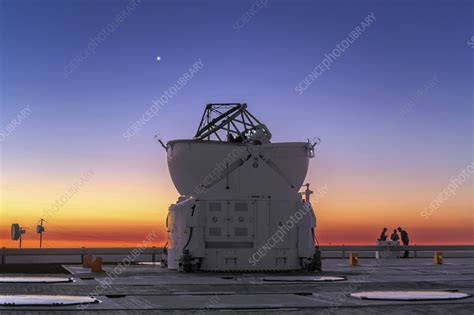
[1,155,472,248]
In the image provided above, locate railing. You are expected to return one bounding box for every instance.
[319,245,474,259]
[0,245,472,264]
[0,247,164,265]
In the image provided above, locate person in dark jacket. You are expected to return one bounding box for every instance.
[390,229,400,241]
[398,227,410,258]
[378,228,388,241]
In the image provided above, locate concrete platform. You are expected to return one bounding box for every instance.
[0,258,473,314]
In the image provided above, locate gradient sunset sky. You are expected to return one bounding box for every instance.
[0,0,472,248]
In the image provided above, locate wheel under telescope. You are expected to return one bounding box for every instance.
[161,103,321,272]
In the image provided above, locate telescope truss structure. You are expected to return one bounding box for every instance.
[194,103,271,143]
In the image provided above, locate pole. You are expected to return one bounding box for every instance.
[39,218,47,248]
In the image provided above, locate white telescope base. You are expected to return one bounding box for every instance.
[167,197,317,272]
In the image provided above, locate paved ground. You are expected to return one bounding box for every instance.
[0,257,473,314]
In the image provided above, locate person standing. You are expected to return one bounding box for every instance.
[390,229,400,242]
[378,228,388,241]
[398,227,410,258]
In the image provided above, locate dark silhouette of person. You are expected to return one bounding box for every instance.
[378,227,388,241]
[390,229,400,241]
[398,227,410,258]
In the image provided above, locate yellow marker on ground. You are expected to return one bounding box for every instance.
[91,256,104,272]
[83,254,93,268]
[434,252,443,264]
[349,253,359,266]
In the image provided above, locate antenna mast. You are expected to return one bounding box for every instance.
[37,218,47,248]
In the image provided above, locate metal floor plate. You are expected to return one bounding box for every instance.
[263,276,346,282]
[136,262,161,266]
[0,295,100,306]
[0,277,74,283]
[350,291,471,301]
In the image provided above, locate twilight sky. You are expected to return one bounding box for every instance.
[0,0,472,247]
